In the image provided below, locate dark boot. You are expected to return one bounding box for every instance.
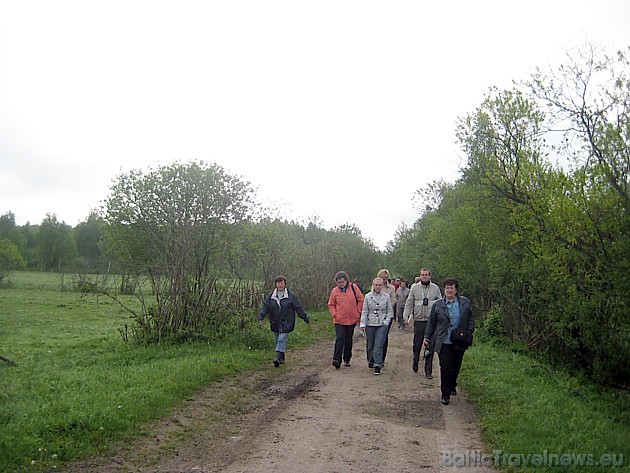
[274,351,282,367]
[279,351,285,364]
[412,357,419,373]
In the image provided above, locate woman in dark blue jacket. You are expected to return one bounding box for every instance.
[258,275,309,367]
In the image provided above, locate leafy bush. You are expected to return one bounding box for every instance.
[0,238,26,285]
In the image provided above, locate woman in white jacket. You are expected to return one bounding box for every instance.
[360,277,394,375]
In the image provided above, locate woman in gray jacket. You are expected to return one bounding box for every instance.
[424,278,474,405]
[360,277,394,375]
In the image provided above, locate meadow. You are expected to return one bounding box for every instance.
[0,271,332,471]
[1,271,628,472]
[459,342,629,472]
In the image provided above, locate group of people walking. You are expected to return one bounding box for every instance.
[257,268,475,405]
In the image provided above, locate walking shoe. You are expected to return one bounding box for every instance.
[344,361,351,367]
[273,359,280,368]
[412,362,418,373]
[368,362,374,368]
[441,397,449,405]
[332,360,341,369]
[426,373,433,379]
[374,366,381,375]
[451,389,457,395]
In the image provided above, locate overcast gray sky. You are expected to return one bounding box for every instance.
[1,1,628,249]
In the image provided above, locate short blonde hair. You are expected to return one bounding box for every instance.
[377,269,390,279]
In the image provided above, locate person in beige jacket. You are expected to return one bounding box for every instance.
[403,268,442,377]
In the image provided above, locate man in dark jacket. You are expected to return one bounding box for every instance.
[258,275,309,367]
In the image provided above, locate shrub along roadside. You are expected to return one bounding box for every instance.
[0,279,332,472]
[459,342,629,472]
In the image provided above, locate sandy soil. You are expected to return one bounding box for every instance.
[62,327,495,472]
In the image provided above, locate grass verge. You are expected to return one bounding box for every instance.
[459,342,629,472]
[0,271,332,472]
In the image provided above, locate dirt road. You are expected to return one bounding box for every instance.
[64,327,495,472]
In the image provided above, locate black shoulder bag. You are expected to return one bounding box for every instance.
[349,283,358,302]
[449,302,473,348]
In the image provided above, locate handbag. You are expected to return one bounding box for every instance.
[450,328,473,348]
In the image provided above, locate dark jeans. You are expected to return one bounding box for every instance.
[413,320,434,374]
[382,318,394,363]
[333,324,356,363]
[396,305,406,328]
[438,343,466,400]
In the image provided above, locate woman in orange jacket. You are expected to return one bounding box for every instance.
[328,271,364,368]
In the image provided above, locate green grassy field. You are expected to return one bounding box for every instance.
[459,342,629,472]
[1,272,628,472]
[0,271,332,472]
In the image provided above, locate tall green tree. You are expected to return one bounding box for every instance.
[389,44,630,386]
[37,214,79,271]
[74,211,106,271]
[104,161,257,340]
[0,212,23,248]
[18,223,39,269]
[0,238,26,284]
[526,45,630,384]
